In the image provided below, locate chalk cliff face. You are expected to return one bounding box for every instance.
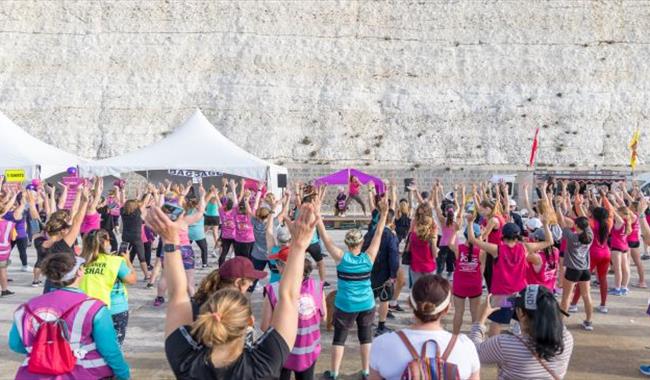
[0,1,648,170]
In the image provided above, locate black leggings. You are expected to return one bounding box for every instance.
[108,229,118,253]
[345,194,366,213]
[279,362,316,380]
[219,238,235,266]
[233,241,254,260]
[144,241,152,267]
[192,239,208,266]
[436,246,455,275]
[126,239,146,264]
[11,237,28,266]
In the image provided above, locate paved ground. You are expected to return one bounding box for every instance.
[2,230,650,379]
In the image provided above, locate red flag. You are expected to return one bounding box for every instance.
[529,128,540,167]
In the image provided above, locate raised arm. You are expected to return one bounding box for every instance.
[57,182,68,210]
[184,187,207,225]
[313,193,344,263]
[63,186,89,247]
[272,204,315,347]
[366,197,389,262]
[238,178,246,203]
[467,214,499,257]
[146,207,191,337]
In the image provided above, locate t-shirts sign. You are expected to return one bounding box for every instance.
[62,176,84,210]
[3,169,25,193]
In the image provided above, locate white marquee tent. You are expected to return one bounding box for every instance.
[80,109,288,192]
[0,111,91,180]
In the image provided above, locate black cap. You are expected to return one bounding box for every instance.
[502,222,521,240]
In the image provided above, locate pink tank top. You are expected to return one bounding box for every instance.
[234,213,255,243]
[219,208,236,239]
[349,181,360,196]
[628,216,640,243]
[80,213,101,234]
[609,223,629,252]
[483,215,504,245]
[452,244,483,298]
[590,219,611,259]
[439,225,455,247]
[409,231,436,273]
[491,242,528,295]
[526,247,559,291]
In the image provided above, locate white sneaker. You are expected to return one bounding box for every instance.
[21,265,33,272]
[568,305,578,313]
[597,305,608,314]
[210,250,219,258]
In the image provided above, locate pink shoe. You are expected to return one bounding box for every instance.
[153,296,165,307]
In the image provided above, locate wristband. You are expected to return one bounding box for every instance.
[163,244,182,253]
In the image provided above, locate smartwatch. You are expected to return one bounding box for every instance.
[163,244,181,253]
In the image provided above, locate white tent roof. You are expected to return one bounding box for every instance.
[80,110,287,183]
[0,111,91,179]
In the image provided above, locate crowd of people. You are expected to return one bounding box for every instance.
[3,173,650,379]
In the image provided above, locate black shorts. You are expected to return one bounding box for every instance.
[204,216,220,227]
[629,241,641,249]
[565,268,591,282]
[333,307,375,345]
[306,242,323,262]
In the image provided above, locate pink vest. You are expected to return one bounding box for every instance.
[13,289,112,379]
[409,232,436,273]
[483,215,504,245]
[491,242,528,295]
[627,216,640,244]
[590,220,611,259]
[609,223,629,252]
[266,278,323,372]
[0,219,15,261]
[219,208,236,239]
[526,247,559,291]
[80,213,100,235]
[452,244,483,298]
[234,213,254,243]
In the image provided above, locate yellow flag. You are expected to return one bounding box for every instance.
[630,129,640,170]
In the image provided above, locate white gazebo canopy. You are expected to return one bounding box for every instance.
[80,109,287,191]
[0,111,91,179]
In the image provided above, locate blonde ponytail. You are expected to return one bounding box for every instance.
[191,289,251,351]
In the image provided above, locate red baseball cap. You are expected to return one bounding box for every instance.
[268,246,290,262]
[219,257,267,280]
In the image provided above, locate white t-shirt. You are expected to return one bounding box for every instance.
[370,329,480,380]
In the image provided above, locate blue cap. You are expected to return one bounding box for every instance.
[502,222,521,240]
[464,223,481,239]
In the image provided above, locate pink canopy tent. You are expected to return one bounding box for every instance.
[313,168,385,194]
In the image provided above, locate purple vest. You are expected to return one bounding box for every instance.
[266,278,323,372]
[0,219,14,261]
[13,289,113,380]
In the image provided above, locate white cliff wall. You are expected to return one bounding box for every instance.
[0,1,648,171]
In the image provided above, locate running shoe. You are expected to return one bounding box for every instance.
[1,290,15,297]
[387,311,395,320]
[360,371,370,380]
[210,250,219,258]
[374,325,394,337]
[31,281,41,288]
[642,254,650,261]
[146,283,154,289]
[622,288,630,295]
[640,365,650,376]
[201,264,209,269]
[597,305,608,314]
[323,371,338,380]
[608,288,623,296]
[581,320,593,331]
[21,265,33,272]
[323,281,331,288]
[389,303,406,312]
[153,296,165,307]
[592,279,600,286]
[568,305,578,313]
[147,265,154,271]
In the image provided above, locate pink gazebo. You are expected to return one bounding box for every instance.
[313,168,385,194]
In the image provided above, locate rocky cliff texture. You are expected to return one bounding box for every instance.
[0,1,648,171]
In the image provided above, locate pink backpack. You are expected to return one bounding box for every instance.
[397,331,461,380]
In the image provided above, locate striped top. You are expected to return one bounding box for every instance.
[469,323,573,379]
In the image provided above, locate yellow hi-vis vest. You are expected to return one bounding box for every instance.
[79,253,127,309]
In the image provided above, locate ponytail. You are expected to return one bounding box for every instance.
[81,229,110,264]
[194,269,233,307]
[529,291,565,360]
[445,209,454,227]
[191,289,251,352]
